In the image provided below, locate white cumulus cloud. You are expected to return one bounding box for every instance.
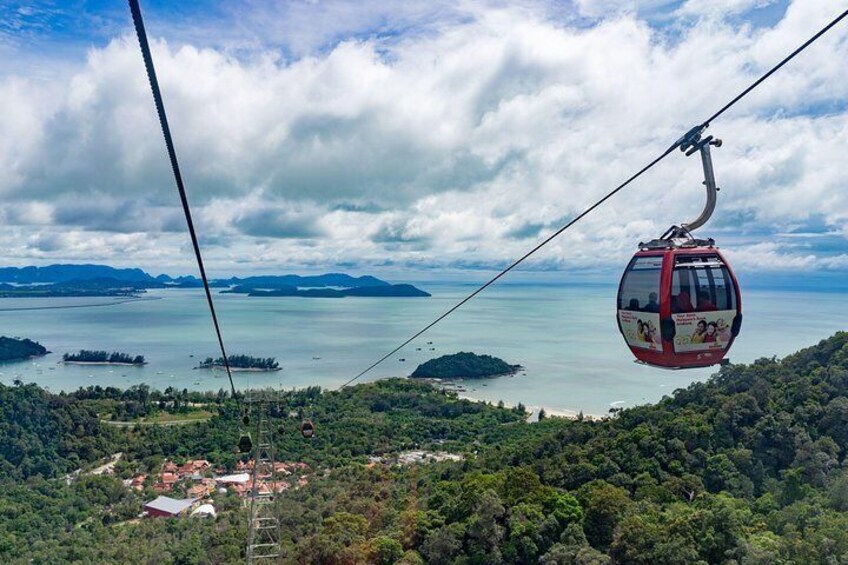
[0,0,846,276]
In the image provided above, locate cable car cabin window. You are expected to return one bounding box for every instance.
[709,266,737,311]
[618,256,662,313]
[671,255,737,353]
[672,256,737,313]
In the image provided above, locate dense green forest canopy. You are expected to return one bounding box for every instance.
[411,352,521,379]
[0,336,47,362]
[63,350,145,364]
[2,332,848,564]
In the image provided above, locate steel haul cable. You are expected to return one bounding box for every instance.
[340,7,848,389]
[128,0,238,406]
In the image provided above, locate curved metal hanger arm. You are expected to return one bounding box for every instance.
[679,132,722,232]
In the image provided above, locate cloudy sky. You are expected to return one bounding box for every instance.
[1,0,846,279]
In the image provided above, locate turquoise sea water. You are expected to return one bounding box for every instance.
[0,283,845,416]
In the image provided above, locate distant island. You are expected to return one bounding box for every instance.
[221,274,430,298]
[231,283,430,298]
[222,273,390,289]
[63,350,146,366]
[0,336,48,362]
[411,352,522,379]
[0,264,429,299]
[196,355,281,372]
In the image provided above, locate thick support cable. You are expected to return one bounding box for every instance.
[128,0,238,404]
[341,7,848,389]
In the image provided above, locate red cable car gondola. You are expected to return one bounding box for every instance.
[617,130,742,369]
[300,419,315,439]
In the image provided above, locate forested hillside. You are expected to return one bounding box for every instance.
[1,332,847,564]
[0,382,112,479]
[280,332,848,564]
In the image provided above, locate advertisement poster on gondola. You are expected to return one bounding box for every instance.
[618,311,662,351]
[672,311,735,352]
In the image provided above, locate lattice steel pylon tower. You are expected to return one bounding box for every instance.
[246,391,281,563]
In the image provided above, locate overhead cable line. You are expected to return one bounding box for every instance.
[341,7,848,389]
[128,0,239,405]
[700,8,848,128]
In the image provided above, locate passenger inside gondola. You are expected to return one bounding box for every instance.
[627,298,641,311]
[696,290,718,311]
[644,292,660,313]
[672,291,694,313]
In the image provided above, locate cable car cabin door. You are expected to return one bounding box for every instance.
[668,251,740,366]
[617,254,665,358]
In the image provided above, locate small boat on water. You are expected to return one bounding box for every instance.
[399,358,406,362]
[312,356,321,360]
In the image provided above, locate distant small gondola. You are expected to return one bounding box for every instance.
[238,414,252,453]
[238,433,253,453]
[300,419,315,439]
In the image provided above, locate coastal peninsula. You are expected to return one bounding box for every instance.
[0,278,149,298]
[63,350,146,366]
[411,352,522,379]
[0,336,49,362]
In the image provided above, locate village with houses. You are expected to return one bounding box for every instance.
[119,458,311,519]
[64,450,464,518]
[73,448,464,520]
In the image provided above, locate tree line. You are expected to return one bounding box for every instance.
[197,355,280,370]
[63,350,145,365]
